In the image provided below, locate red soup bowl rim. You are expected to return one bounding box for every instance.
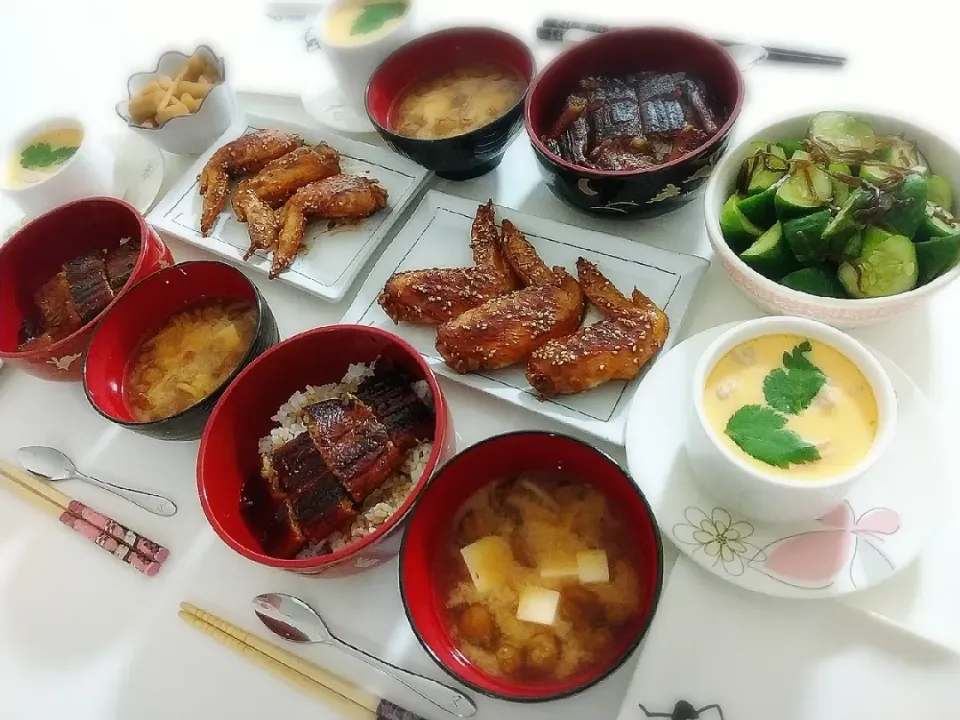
[398,430,665,702]
[197,324,449,570]
[0,195,154,359]
[364,26,536,142]
[81,260,268,427]
[524,25,745,179]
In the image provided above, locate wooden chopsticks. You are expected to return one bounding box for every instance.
[180,603,408,720]
[0,460,169,577]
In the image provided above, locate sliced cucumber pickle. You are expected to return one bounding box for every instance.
[780,266,848,298]
[720,193,764,252]
[828,162,852,208]
[777,140,804,159]
[822,188,872,250]
[920,202,960,239]
[807,111,876,154]
[883,173,928,238]
[783,209,832,264]
[927,175,954,213]
[859,162,891,185]
[740,142,788,195]
[736,181,781,228]
[881,137,928,174]
[775,151,834,220]
[838,227,918,297]
[740,223,799,279]
[916,233,960,285]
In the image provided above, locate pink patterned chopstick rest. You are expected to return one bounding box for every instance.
[66,500,170,562]
[58,510,162,577]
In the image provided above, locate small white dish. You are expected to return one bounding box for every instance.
[340,190,710,445]
[1,116,114,218]
[704,109,960,328]
[116,46,237,156]
[687,316,897,524]
[2,131,164,240]
[624,322,946,599]
[147,113,431,303]
[301,84,377,135]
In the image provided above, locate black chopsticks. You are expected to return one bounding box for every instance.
[538,18,847,67]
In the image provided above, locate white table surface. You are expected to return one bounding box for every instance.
[1,1,958,717]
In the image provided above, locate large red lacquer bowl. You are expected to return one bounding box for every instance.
[0,197,173,380]
[197,325,453,577]
[400,431,664,702]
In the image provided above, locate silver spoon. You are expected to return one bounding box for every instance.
[17,446,177,517]
[253,593,476,718]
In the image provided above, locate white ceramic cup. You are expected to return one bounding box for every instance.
[1,116,114,218]
[315,0,416,112]
[685,316,897,524]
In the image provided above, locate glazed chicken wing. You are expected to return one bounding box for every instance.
[270,174,388,279]
[232,144,342,259]
[377,201,520,324]
[526,258,669,398]
[435,223,586,373]
[198,130,303,236]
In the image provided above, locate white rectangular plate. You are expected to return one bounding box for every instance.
[147,114,431,302]
[341,191,709,445]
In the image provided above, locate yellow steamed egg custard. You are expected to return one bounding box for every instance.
[703,333,878,480]
[323,0,409,47]
[7,127,82,188]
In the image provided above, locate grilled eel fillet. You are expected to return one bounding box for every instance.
[198,130,303,236]
[377,200,520,324]
[526,258,669,397]
[435,220,586,373]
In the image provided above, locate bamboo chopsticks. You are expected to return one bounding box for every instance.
[0,460,169,577]
[179,603,425,720]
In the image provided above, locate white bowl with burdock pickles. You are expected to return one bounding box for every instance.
[686,316,897,524]
[704,110,960,327]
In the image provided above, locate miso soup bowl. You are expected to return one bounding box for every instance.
[400,431,663,703]
[686,316,897,524]
[83,261,279,441]
[366,27,536,180]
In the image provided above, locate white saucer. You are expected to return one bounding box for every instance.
[301,84,376,135]
[2,131,164,241]
[104,131,165,214]
[624,322,946,599]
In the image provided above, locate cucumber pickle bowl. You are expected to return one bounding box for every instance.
[705,109,960,328]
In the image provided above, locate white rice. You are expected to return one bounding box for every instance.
[257,362,376,456]
[255,360,433,558]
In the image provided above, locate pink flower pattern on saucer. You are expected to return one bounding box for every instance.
[673,501,901,591]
